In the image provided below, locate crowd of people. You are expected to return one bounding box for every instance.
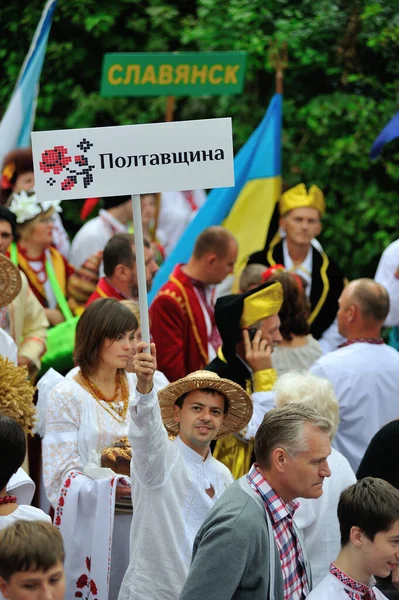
[1,145,399,600]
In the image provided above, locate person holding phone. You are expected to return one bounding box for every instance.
[206,280,284,478]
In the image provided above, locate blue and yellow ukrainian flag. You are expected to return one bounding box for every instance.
[148,93,282,302]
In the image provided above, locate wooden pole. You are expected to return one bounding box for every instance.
[165,96,175,122]
[268,41,288,93]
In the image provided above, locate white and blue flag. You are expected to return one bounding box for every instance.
[0,0,57,169]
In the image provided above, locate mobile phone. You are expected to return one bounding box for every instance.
[248,328,259,342]
[241,327,258,342]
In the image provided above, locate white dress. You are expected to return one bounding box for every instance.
[39,370,136,600]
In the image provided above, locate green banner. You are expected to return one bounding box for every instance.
[100,52,247,97]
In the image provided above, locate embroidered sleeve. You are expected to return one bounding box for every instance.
[42,384,84,508]
[129,388,177,488]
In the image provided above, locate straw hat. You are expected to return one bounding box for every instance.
[158,370,253,439]
[0,254,22,308]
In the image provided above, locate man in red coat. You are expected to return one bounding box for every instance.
[86,233,158,305]
[149,226,238,382]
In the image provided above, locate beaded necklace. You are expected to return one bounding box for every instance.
[0,495,17,505]
[81,371,129,423]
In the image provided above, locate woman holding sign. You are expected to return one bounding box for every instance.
[38,299,168,599]
[37,299,137,600]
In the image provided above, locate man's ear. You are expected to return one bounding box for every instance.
[205,252,217,267]
[350,525,365,548]
[271,446,288,473]
[114,263,127,281]
[173,404,181,424]
[279,215,286,232]
[315,220,322,237]
[0,576,10,599]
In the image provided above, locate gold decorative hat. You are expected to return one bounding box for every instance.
[279,183,325,216]
[240,281,283,328]
[0,254,22,308]
[158,370,253,439]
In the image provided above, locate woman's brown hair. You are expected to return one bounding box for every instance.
[74,298,138,375]
[267,271,310,341]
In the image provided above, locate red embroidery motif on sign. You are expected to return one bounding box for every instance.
[39,139,95,191]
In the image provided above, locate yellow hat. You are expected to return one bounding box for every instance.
[240,282,283,328]
[279,183,325,216]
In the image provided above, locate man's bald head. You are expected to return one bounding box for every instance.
[346,279,389,322]
[337,278,389,338]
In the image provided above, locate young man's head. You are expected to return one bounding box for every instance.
[0,416,26,492]
[103,233,158,297]
[159,371,253,458]
[0,520,65,600]
[338,478,399,579]
[173,388,229,455]
[254,403,332,503]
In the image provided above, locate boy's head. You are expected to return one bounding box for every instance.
[0,520,65,600]
[0,416,26,491]
[339,478,399,578]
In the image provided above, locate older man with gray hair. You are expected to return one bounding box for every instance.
[274,371,356,586]
[179,403,332,600]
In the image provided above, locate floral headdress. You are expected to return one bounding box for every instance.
[9,190,62,224]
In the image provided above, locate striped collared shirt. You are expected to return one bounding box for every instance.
[247,464,310,600]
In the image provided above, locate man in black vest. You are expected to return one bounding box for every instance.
[248,183,346,352]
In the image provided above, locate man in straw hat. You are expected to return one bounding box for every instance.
[248,183,346,352]
[180,403,333,600]
[118,341,253,600]
[206,280,284,478]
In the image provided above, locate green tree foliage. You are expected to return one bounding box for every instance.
[1,0,398,277]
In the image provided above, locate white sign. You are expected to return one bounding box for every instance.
[31,118,234,202]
